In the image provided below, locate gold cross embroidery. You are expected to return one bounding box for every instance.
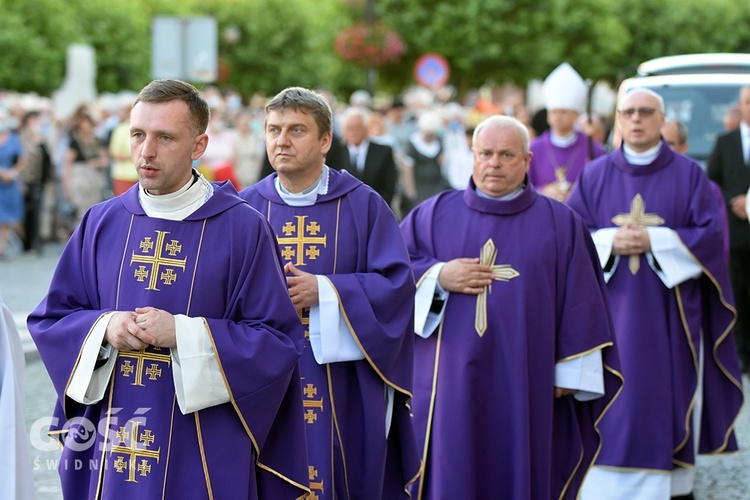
[130,230,187,291]
[118,350,171,387]
[276,215,327,267]
[611,193,665,275]
[109,421,160,483]
[309,465,324,498]
[475,238,520,337]
[302,384,323,424]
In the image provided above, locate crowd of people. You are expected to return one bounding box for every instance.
[1,64,748,499]
[0,78,586,260]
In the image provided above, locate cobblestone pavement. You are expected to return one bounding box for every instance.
[2,242,749,499]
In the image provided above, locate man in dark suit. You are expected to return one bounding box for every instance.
[336,107,398,206]
[708,84,750,371]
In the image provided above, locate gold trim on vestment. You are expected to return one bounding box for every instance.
[161,396,177,500]
[416,319,444,500]
[672,284,699,460]
[322,276,413,400]
[195,412,214,499]
[556,342,614,364]
[673,233,743,453]
[327,364,351,498]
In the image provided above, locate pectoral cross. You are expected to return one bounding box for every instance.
[611,193,664,275]
[475,238,520,337]
[554,166,571,192]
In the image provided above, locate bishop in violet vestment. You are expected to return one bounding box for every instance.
[566,144,743,497]
[28,181,310,499]
[399,177,622,499]
[528,130,604,194]
[241,168,421,499]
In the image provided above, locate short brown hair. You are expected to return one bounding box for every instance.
[134,79,210,136]
[266,87,332,139]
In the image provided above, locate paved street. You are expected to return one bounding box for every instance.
[2,241,749,499]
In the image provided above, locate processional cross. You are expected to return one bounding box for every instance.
[475,238,520,337]
[611,193,664,275]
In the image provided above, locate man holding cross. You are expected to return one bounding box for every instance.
[399,114,621,499]
[567,88,743,500]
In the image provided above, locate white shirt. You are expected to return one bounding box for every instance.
[347,141,370,173]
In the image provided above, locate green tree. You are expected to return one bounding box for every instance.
[609,0,750,81]
[0,0,78,93]
[202,0,347,97]
[377,0,627,93]
[71,0,158,93]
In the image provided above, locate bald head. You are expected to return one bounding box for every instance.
[617,89,666,152]
[661,119,688,155]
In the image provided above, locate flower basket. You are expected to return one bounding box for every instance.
[334,21,405,67]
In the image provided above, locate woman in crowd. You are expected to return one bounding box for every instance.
[62,112,109,227]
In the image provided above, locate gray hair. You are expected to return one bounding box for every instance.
[473,115,531,154]
[266,87,333,139]
[339,106,371,127]
[664,118,688,144]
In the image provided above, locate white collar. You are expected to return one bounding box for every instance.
[410,132,441,157]
[623,141,663,165]
[550,131,577,147]
[275,165,330,207]
[139,170,214,220]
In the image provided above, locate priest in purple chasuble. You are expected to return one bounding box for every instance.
[399,114,622,499]
[529,62,605,202]
[27,79,310,500]
[241,87,421,500]
[566,88,743,500]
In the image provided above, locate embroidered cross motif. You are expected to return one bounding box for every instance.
[109,421,160,483]
[301,378,324,424]
[276,215,327,266]
[130,230,187,291]
[611,193,664,274]
[309,465,324,498]
[475,238,520,337]
[118,350,171,387]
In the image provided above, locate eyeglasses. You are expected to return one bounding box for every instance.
[618,107,659,119]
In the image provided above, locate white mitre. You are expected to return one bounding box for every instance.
[542,62,588,114]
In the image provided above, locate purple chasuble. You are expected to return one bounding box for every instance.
[529,131,605,189]
[241,169,421,500]
[28,181,310,499]
[566,145,743,471]
[399,178,622,499]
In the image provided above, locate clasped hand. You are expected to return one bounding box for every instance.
[613,224,651,256]
[105,306,177,350]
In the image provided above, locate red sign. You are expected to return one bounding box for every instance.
[414,53,450,88]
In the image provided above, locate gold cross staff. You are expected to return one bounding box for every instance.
[475,238,520,337]
[611,193,664,275]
